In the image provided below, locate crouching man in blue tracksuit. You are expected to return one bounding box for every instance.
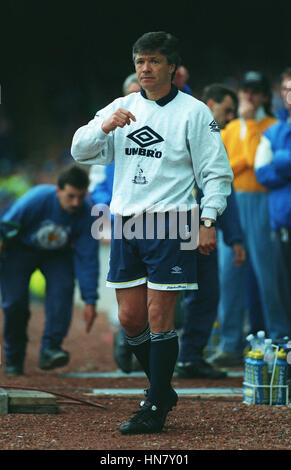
[0,165,99,375]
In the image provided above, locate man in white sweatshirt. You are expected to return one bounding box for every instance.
[71,31,233,434]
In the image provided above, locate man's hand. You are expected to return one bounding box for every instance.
[198,226,217,255]
[83,304,97,333]
[232,243,246,267]
[102,108,136,134]
[238,96,255,120]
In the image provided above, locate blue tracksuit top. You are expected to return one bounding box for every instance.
[90,162,114,207]
[1,184,99,304]
[255,111,291,230]
[90,163,242,247]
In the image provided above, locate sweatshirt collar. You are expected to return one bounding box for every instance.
[140,84,178,106]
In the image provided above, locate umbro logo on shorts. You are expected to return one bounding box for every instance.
[170,266,183,274]
[127,126,164,148]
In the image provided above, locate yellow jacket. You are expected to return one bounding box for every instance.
[221,116,277,192]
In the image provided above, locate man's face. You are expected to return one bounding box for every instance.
[211,95,236,129]
[125,81,140,95]
[134,51,175,95]
[173,66,189,89]
[281,76,291,112]
[57,184,87,213]
[239,87,268,110]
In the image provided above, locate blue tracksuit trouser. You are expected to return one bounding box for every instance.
[178,248,219,362]
[274,228,291,333]
[0,243,75,364]
[217,192,290,353]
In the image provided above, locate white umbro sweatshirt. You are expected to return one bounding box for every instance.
[71,87,233,219]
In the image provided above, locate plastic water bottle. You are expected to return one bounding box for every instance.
[253,351,269,404]
[246,334,257,352]
[271,349,288,405]
[256,330,266,353]
[243,351,255,404]
[264,339,275,375]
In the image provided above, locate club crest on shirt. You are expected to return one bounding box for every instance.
[132,164,148,185]
[33,221,69,249]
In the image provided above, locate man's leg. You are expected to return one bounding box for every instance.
[0,244,37,374]
[215,231,247,356]
[39,251,74,369]
[146,288,180,406]
[116,284,150,377]
[274,229,291,333]
[242,193,290,341]
[113,327,133,373]
[246,261,265,334]
[117,286,179,434]
[176,248,227,379]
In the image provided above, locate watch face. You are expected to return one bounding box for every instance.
[204,220,211,227]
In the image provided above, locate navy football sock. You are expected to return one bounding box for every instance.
[125,325,151,380]
[146,330,179,406]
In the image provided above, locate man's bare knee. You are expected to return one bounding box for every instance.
[116,285,148,337]
[147,289,179,333]
[118,308,147,335]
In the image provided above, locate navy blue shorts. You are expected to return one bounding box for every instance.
[106,210,198,291]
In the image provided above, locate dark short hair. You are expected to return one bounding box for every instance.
[201,83,238,108]
[132,31,181,77]
[57,165,89,190]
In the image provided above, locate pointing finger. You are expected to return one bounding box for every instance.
[119,109,136,122]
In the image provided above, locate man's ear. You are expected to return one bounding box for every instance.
[206,98,215,112]
[169,63,176,76]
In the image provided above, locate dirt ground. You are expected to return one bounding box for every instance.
[0,302,290,453]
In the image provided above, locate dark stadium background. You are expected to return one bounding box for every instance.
[1,0,291,165]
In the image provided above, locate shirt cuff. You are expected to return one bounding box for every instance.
[95,125,110,140]
[200,207,217,221]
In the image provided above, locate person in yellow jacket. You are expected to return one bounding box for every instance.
[209,72,290,366]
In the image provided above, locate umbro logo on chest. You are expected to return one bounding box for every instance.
[125,126,164,158]
[127,126,164,148]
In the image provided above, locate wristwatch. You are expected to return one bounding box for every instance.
[200,219,216,228]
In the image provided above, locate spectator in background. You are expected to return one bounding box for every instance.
[203,84,266,337]
[176,84,246,379]
[255,67,291,336]
[173,65,192,95]
[271,77,285,116]
[0,165,99,376]
[122,73,140,95]
[201,83,237,127]
[209,71,290,367]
